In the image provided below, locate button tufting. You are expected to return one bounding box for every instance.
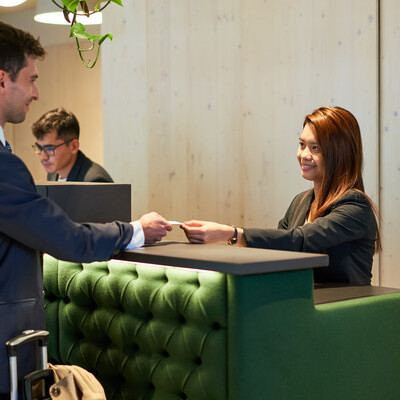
[161,350,169,358]
[132,343,139,352]
[45,293,57,302]
[194,357,202,366]
[43,255,228,400]
[212,322,221,330]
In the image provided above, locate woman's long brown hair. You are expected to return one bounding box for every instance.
[303,106,381,252]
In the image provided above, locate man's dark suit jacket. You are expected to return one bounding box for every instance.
[47,150,113,182]
[244,190,377,285]
[0,145,132,392]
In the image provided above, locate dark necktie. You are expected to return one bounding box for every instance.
[5,140,12,152]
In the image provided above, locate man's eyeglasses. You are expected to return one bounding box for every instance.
[32,139,73,157]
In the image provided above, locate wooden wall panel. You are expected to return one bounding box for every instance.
[146,0,244,223]
[102,0,380,261]
[101,1,149,217]
[380,0,400,287]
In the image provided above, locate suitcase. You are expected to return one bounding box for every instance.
[6,330,107,400]
[6,329,53,400]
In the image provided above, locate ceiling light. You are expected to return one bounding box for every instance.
[0,0,28,6]
[34,0,102,25]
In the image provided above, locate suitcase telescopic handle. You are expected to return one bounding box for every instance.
[6,330,49,357]
[6,330,50,400]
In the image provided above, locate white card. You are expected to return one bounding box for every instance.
[168,220,183,225]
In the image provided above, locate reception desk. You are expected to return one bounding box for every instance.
[122,241,329,274]
[43,243,400,400]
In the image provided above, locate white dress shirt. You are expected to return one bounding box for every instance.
[127,221,145,249]
[0,125,6,147]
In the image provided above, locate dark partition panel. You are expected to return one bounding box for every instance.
[36,182,131,223]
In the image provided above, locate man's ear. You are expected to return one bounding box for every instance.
[71,139,80,154]
[0,70,7,91]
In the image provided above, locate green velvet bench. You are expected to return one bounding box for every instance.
[43,245,400,400]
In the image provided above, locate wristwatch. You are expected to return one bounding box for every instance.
[228,225,238,245]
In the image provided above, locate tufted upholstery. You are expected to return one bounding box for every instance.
[44,255,227,400]
[44,254,400,400]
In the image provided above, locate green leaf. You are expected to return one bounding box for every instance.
[98,33,113,46]
[59,0,79,12]
[69,23,89,39]
[70,24,112,43]
[109,0,123,6]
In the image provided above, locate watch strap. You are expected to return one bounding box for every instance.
[228,225,238,245]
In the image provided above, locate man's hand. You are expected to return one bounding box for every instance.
[139,212,172,244]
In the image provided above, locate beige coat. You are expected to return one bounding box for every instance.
[48,363,106,400]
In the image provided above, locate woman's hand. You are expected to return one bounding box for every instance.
[180,220,235,244]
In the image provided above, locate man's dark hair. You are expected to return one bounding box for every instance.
[32,107,80,141]
[0,21,46,81]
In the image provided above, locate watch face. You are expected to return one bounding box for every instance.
[228,226,238,245]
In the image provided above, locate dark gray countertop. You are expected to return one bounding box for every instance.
[120,241,329,275]
[314,283,400,304]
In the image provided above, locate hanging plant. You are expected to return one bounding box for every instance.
[51,0,123,68]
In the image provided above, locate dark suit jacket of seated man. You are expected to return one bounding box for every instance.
[47,150,114,182]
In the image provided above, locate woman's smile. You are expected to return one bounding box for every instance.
[297,124,324,187]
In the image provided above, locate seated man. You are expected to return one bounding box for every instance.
[32,107,113,182]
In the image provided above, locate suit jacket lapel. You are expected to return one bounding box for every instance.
[290,190,314,228]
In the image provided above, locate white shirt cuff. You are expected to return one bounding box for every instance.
[125,221,145,249]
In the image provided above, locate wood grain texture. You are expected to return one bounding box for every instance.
[379,0,400,287]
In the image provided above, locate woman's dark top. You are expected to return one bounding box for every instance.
[243,190,377,285]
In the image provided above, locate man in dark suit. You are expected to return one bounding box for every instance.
[32,107,114,182]
[0,21,171,397]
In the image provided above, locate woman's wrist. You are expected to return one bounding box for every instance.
[237,228,247,246]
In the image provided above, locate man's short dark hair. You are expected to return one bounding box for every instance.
[0,21,46,81]
[32,107,80,141]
